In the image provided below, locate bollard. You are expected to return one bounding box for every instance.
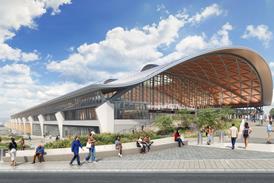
[219,131,224,143]
[0,149,3,162]
[197,132,203,145]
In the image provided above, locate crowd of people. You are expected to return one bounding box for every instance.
[7,115,274,166]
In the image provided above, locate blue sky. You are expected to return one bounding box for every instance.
[0,0,274,121]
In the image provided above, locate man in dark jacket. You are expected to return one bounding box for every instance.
[32,144,45,163]
[70,136,83,165]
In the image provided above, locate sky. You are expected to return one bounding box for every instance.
[0,0,274,122]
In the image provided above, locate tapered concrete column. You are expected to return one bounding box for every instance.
[10,119,14,129]
[15,118,19,131]
[22,117,27,135]
[55,112,64,139]
[95,101,114,133]
[18,118,23,132]
[38,114,45,137]
[28,116,33,136]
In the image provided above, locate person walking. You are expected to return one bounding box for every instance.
[70,136,83,166]
[115,136,123,157]
[85,135,96,163]
[19,137,25,150]
[243,122,252,149]
[229,124,238,149]
[8,137,17,166]
[266,121,272,144]
[207,126,214,145]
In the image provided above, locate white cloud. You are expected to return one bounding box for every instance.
[47,14,185,82]
[43,0,72,15]
[242,24,273,47]
[155,22,233,65]
[156,4,169,14]
[0,0,71,62]
[188,3,223,24]
[0,63,83,118]
[47,4,224,83]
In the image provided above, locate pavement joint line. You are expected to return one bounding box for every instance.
[0,169,274,173]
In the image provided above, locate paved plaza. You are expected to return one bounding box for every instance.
[1,123,274,172]
[1,145,274,172]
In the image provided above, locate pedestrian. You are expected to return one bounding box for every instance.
[19,137,25,150]
[55,135,60,141]
[32,144,45,164]
[174,130,184,147]
[70,136,83,166]
[229,124,238,149]
[85,135,96,163]
[115,136,122,157]
[207,126,214,145]
[266,121,272,144]
[137,136,146,153]
[8,137,17,166]
[143,135,153,152]
[243,122,252,149]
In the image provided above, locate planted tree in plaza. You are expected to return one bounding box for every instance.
[175,109,195,129]
[270,108,274,118]
[154,115,174,134]
[195,107,235,130]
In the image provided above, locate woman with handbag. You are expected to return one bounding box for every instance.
[8,137,17,166]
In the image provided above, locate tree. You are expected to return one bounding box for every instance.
[270,108,274,118]
[196,108,219,130]
[175,109,195,129]
[154,115,174,133]
[195,107,235,130]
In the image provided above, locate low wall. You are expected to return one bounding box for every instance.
[3,137,179,162]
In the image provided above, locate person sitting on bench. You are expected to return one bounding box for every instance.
[143,136,153,152]
[32,144,45,164]
[174,130,184,147]
[136,136,146,153]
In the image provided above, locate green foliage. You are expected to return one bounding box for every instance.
[195,107,235,130]
[270,108,274,117]
[154,115,174,133]
[44,131,162,149]
[175,109,195,128]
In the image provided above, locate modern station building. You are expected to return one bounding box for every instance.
[6,47,273,138]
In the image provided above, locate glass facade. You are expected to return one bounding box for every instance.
[63,125,100,137]
[64,107,97,120]
[44,113,57,121]
[114,101,149,119]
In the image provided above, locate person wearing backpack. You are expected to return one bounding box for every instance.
[243,122,252,149]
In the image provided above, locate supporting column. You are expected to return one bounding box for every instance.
[38,114,45,137]
[18,118,23,133]
[95,101,114,133]
[55,112,64,139]
[28,116,34,136]
[15,118,19,131]
[22,117,27,135]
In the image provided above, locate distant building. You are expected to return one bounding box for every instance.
[6,47,273,138]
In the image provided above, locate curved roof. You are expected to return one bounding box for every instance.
[14,47,273,116]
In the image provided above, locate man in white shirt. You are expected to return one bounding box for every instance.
[229,124,238,150]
